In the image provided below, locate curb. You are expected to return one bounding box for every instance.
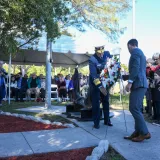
[86,140,109,160]
[0,111,75,128]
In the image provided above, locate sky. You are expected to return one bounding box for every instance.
[38,0,160,64]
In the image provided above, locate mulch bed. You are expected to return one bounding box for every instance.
[0,147,94,160]
[0,115,66,133]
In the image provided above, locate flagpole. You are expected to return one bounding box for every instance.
[132,0,136,38]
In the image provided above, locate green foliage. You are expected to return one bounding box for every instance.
[0,0,70,55]
[70,0,131,42]
[3,64,89,76]
[53,66,89,76]
[27,65,46,76]
[121,63,128,72]
[0,0,131,58]
[79,66,89,75]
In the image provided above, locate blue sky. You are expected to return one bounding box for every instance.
[38,0,160,64]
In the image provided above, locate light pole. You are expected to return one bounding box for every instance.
[132,0,136,38]
[45,38,52,109]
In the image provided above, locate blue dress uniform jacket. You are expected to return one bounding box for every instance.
[89,53,110,127]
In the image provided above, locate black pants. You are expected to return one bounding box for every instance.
[154,101,160,121]
[90,85,110,127]
[15,88,26,101]
[59,89,67,98]
[8,87,16,97]
[40,88,45,99]
[68,89,74,101]
[152,102,157,119]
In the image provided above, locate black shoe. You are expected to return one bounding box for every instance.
[93,125,100,129]
[152,116,157,120]
[104,122,113,126]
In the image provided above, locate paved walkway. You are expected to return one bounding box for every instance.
[0,128,99,157]
[3,106,160,159]
[68,110,160,160]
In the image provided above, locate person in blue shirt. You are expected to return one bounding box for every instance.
[89,46,113,129]
[0,70,6,106]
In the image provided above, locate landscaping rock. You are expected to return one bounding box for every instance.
[64,123,75,128]
[86,155,99,160]
[98,140,109,152]
[52,122,63,126]
[92,146,105,159]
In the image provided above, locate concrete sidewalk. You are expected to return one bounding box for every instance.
[0,128,99,158]
[17,105,66,115]
[69,110,160,160]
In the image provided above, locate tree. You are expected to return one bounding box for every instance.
[0,0,131,55]
[121,63,128,72]
[69,0,131,41]
[0,0,70,55]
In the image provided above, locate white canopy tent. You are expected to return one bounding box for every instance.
[0,49,92,67]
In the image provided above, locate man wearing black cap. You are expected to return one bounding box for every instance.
[89,46,112,129]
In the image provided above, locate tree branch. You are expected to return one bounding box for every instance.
[18,36,37,48]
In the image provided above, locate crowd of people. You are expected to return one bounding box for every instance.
[53,73,88,102]
[0,61,89,106]
[145,53,160,123]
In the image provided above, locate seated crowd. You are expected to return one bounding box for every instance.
[7,72,45,103]
[0,61,89,106]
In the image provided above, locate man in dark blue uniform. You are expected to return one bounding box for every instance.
[89,46,113,129]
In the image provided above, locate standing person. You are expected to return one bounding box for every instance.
[124,39,151,142]
[0,70,6,106]
[57,75,67,102]
[152,70,160,123]
[89,46,112,129]
[65,75,70,92]
[68,76,74,102]
[39,75,45,102]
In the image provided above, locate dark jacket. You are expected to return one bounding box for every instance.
[0,76,6,99]
[21,78,28,89]
[151,80,160,102]
[89,54,106,88]
[28,77,41,88]
[129,48,148,89]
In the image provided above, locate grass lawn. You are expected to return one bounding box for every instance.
[0,101,73,124]
[100,146,125,160]
[110,94,129,110]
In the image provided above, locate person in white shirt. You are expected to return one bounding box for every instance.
[10,76,17,99]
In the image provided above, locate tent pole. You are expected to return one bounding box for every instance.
[8,53,11,105]
[68,67,71,74]
[54,67,57,75]
[45,38,52,109]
